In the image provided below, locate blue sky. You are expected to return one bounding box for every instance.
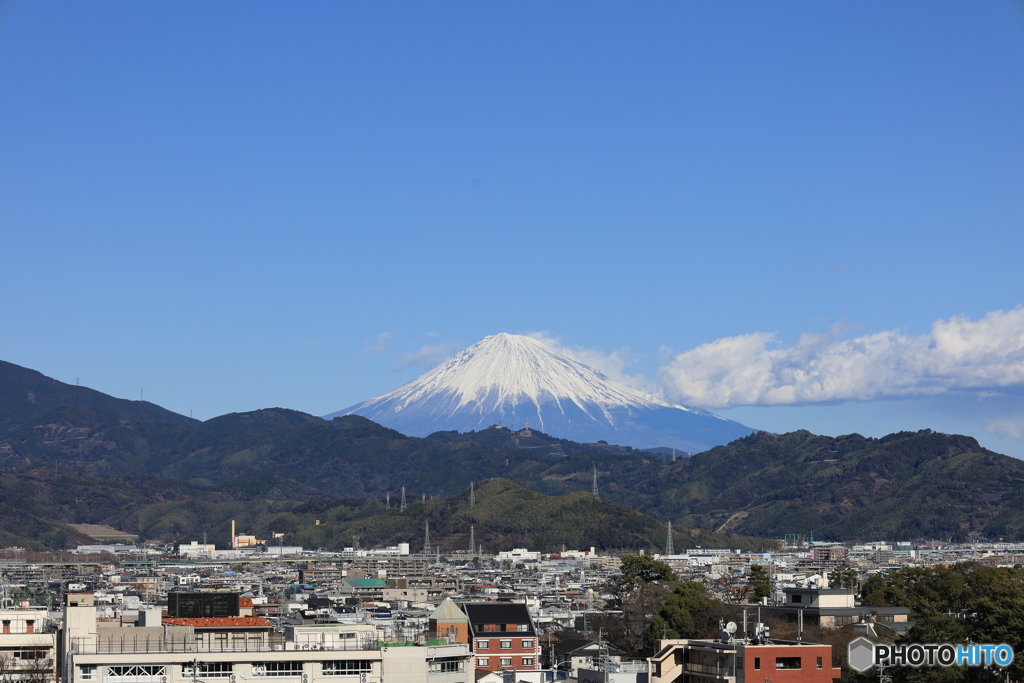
[2,2,1023,455]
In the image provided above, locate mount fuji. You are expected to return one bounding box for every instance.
[327,333,754,452]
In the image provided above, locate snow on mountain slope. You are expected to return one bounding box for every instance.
[325,333,754,452]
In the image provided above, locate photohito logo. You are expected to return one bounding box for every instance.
[848,637,1014,672]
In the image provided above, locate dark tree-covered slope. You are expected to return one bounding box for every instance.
[0,360,194,436]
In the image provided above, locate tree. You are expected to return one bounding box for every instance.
[829,563,858,590]
[618,555,677,591]
[747,564,771,602]
[648,582,730,643]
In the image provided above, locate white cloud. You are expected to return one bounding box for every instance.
[393,341,462,371]
[527,332,658,396]
[358,332,393,357]
[658,307,1024,409]
[984,416,1024,440]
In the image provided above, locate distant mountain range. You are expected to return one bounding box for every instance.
[3,357,1024,549]
[328,333,753,452]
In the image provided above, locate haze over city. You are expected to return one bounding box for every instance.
[2,2,1023,455]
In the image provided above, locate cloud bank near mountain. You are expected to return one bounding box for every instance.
[657,308,1024,409]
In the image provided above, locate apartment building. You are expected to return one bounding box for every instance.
[648,637,840,683]
[61,594,471,683]
[463,603,541,674]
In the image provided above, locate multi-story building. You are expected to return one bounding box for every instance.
[0,606,57,682]
[648,636,841,683]
[61,593,471,683]
[463,603,540,674]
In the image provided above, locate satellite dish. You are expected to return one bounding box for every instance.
[725,622,737,634]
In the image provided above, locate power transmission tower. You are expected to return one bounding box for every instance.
[665,521,674,556]
[592,466,599,500]
[424,521,430,554]
[400,486,407,512]
[386,492,390,510]
[469,481,476,506]
[469,525,475,556]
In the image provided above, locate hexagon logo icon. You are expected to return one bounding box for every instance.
[848,637,875,672]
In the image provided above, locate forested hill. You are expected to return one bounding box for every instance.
[0,360,194,435]
[636,430,1024,542]
[5,360,1024,546]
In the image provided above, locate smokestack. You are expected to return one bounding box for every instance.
[231,520,236,549]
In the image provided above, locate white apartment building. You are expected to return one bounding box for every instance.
[61,594,471,683]
[0,606,57,681]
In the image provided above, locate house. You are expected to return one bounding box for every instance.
[550,638,625,677]
[765,587,911,631]
[462,603,541,674]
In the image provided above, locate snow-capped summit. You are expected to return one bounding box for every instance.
[326,333,753,452]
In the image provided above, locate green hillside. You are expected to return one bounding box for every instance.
[0,360,194,436]
[5,362,1024,546]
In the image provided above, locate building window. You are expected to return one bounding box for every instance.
[522,640,533,649]
[477,640,489,649]
[251,662,304,677]
[754,658,760,670]
[521,658,533,667]
[776,658,801,670]
[477,658,489,667]
[322,661,372,676]
[80,666,98,681]
[499,658,512,668]
[517,625,528,632]
[183,663,233,679]
[817,657,823,670]
[792,595,802,603]
[106,666,166,682]
[500,640,512,649]
[428,658,465,674]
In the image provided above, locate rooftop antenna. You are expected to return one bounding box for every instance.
[400,486,407,512]
[469,526,475,556]
[424,521,430,555]
[592,465,599,499]
[665,521,674,556]
[469,481,476,506]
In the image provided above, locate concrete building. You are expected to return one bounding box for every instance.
[766,587,910,630]
[61,593,472,683]
[648,637,840,683]
[0,606,57,682]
